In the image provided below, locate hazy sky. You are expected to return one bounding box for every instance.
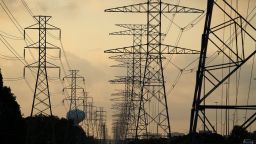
[0,0,255,137]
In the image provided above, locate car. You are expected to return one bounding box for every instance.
[243,139,254,144]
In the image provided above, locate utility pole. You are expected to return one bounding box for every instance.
[24,16,61,116]
[105,0,203,140]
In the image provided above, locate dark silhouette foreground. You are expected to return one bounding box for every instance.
[0,71,96,144]
[0,70,255,144]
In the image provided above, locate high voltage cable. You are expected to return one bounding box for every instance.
[0,0,36,60]
[0,31,23,40]
[60,39,71,70]
[1,1,94,125]
[1,0,73,98]
[19,0,72,71]
[182,7,256,73]
[162,6,206,96]
[164,1,256,102]
[0,35,35,92]
[20,0,33,17]
[24,7,72,90]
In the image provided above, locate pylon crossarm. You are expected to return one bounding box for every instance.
[46,61,60,68]
[199,105,256,110]
[105,44,200,54]
[46,23,61,30]
[109,54,132,60]
[24,42,60,49]
[116,24,148,30]
[105,2,204,13]
[110,30,145,36]
[161,2,204,13]
[104,45,142,54]
[24,23,60,31]
[110,30,165,36]
[110,63,127,68]
[161,44,200,54]
[64,98,85,101]
[63,87,84,90]
[46,42,60,49]
[24,23,38,30]
[105,2,147,13]
[109,77,132,84]
[110,97,126,102]
[33,15,51,21]
[25,61,38,67]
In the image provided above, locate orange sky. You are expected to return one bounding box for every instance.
[0,0,255,137]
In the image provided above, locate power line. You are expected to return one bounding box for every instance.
[0,0,36,60]
[1,0,73,101]
[20,0,34,17]
[0,31,23,40]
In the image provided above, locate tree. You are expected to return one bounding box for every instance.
[228,126,249,144]
[0,69,25,144]
[25,115,90,144]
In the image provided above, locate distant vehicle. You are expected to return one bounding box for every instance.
[243,139,253,144]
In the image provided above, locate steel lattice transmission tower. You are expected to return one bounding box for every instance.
[63,70,86,111]
[96,107,107,143]
[105,0,203,139]
[108,24,165,141]
[108,24,147,140]
[24,16,61,116]
[189,0,256,143]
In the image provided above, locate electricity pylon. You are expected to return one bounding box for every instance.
[24,16,61,116]
[189,0,256,143]
[105,0,203,139]
[86,101,97,137]
[108,24,166,142]
[63,70,86,111]
[96,107,107,144]
[83,96,93,136]
[109,24,147,140]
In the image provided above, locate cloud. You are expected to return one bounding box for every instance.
[37,0,79,12]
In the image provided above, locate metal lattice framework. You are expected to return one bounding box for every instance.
[24,16,61,116]
[63,70,86,111]
[108,24,147,141]
[95,107,107,143]
[105,0,203,139]
[190,0,256,143]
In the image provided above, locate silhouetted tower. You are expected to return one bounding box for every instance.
[63,70,85,111]
[83,96,93,136]
[108,24,148,139]
[83,100,96,137]
[96,107,107,144]
[189,0,256,143]
[24,16,61,116]
[105,1,203,139]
